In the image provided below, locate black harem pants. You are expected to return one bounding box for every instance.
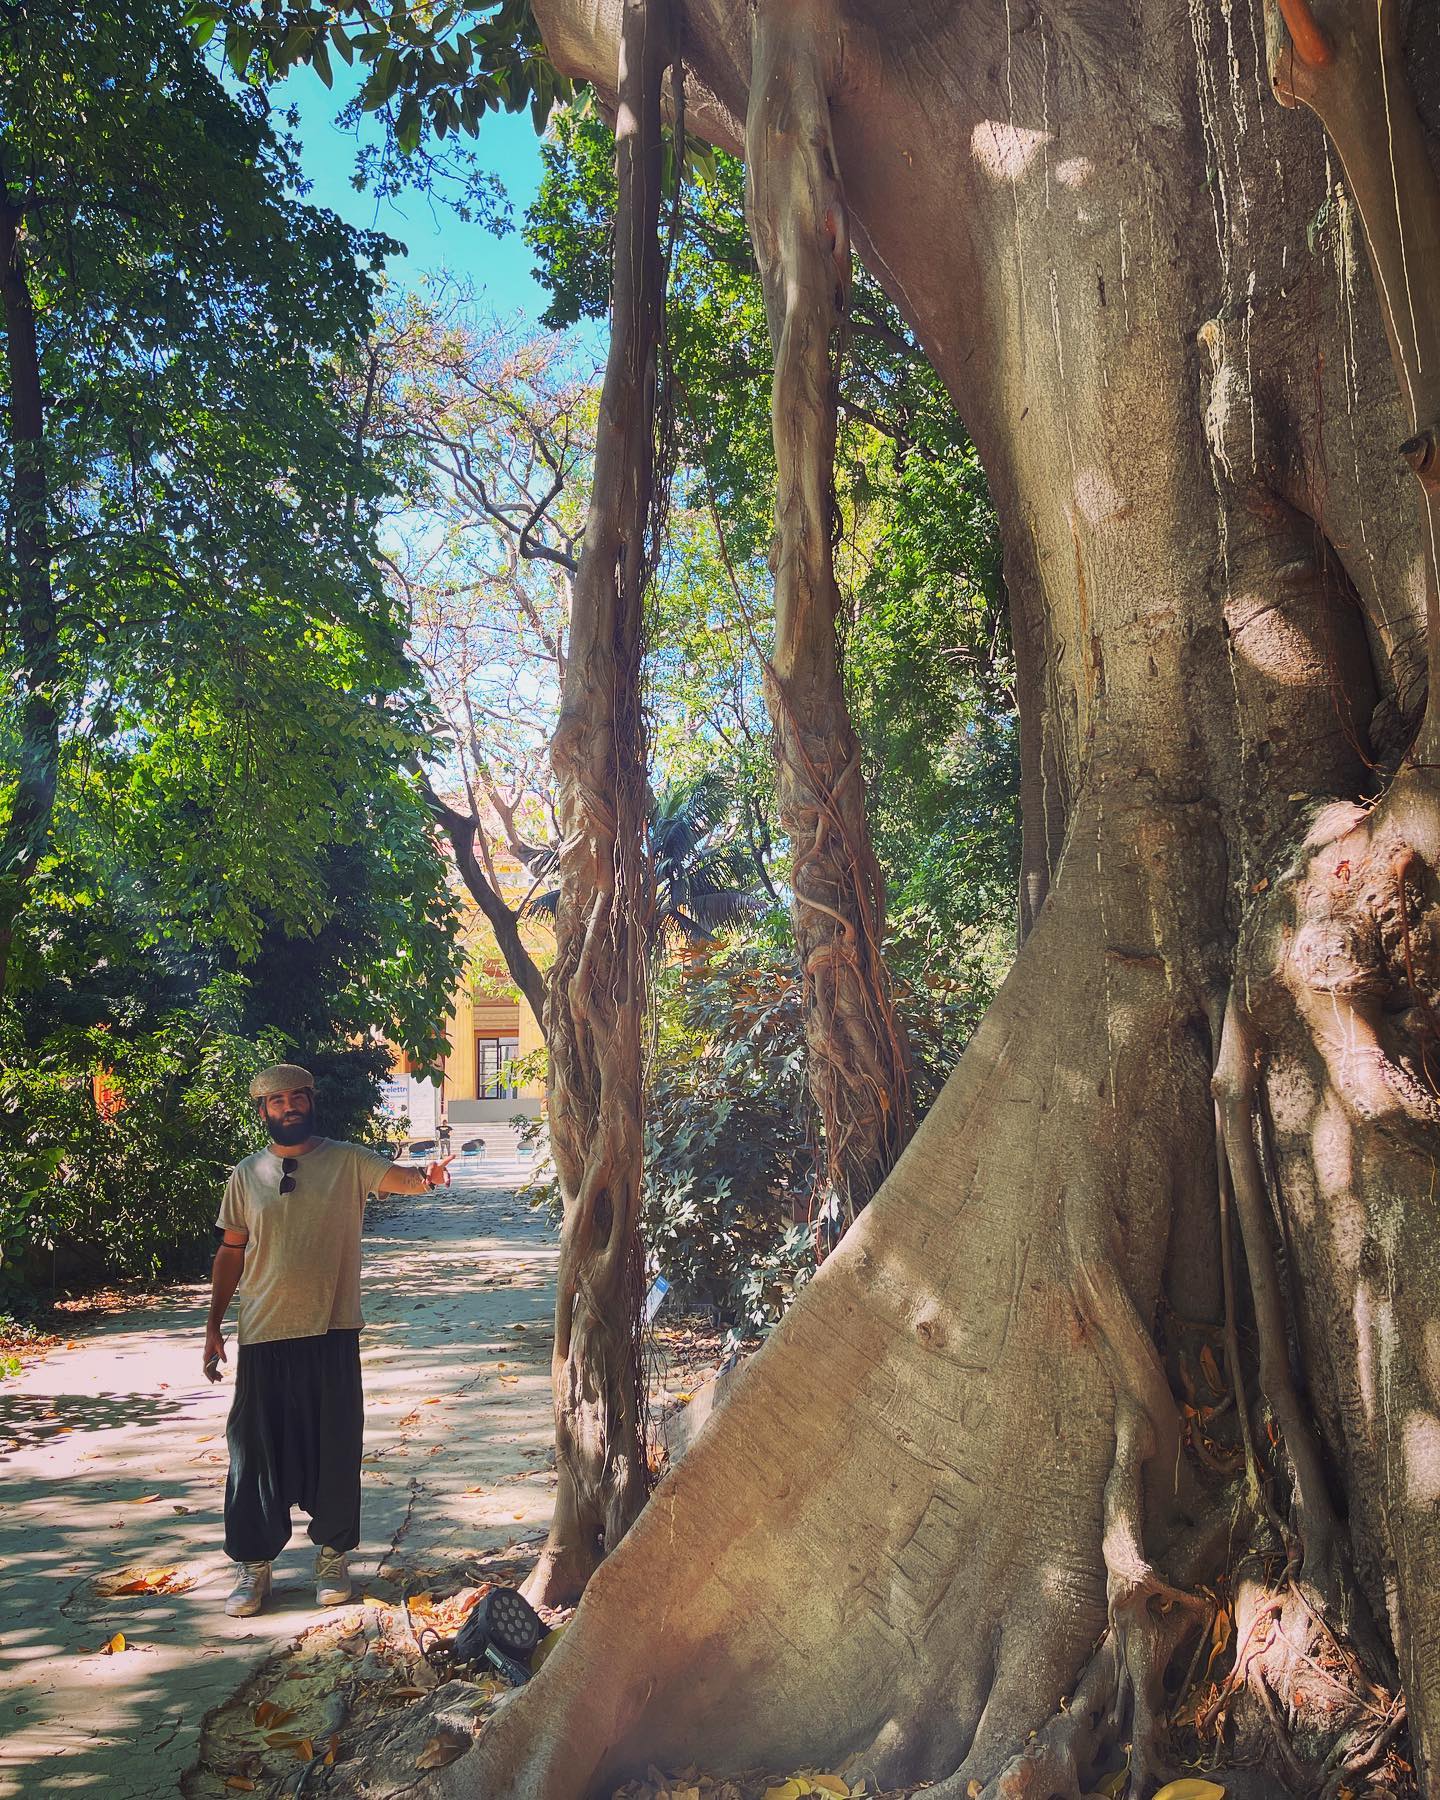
[223,1328,363,1563]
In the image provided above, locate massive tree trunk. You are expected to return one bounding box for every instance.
[526,0,673,1610]
[433,0,1440,1792]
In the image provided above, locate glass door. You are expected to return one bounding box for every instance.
[476,1037,519,1099]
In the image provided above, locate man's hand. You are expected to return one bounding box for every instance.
[377,1154,457,1196]
[203,1324,227,1384]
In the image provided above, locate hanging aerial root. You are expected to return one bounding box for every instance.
[529,0,675,1611]
[1213,994,1346,1604]
[745,0,912,1218]
[1069,1228,1210,1798]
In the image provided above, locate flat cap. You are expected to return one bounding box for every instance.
[249,1062,316,1100]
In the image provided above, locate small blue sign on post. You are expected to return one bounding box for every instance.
[644,1274,670,1324]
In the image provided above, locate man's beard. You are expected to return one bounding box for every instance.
[265,1106,314,1147]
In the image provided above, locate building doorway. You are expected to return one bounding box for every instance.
[476,1036,520,1100]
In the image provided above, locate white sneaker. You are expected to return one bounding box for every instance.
[314,1546,352,1606]
[225,1559,271,1617]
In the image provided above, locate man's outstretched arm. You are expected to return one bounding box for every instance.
[203,1230,247,1382]
[376,1154,454,1196]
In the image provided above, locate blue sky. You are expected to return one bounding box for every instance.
[281,64,558,326]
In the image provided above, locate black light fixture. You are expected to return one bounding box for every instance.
[451,1584,544,1686]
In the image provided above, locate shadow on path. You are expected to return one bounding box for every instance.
[0,1155,559,1798]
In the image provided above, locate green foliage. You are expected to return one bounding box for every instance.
[530,102,1019,1014]
[843,448,1020,1011]
[1,0,442,959]
[638,928,994,1329]
[189,1,570,143]
[0,1,467,1292]
[640,940,815,1325]
[523,932,818,1329]
[527,106,775,557]
[526,772,765,945]
[523,923,990,1334]
[0,980,276,1289]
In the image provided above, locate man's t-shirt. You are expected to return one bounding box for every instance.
[215,1140,394,1347]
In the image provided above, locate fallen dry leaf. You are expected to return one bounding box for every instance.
[95,1566,195,1597]
[1204,1608,1232,1678]
[102,1633,126,1655]
[1199,1345,1223,1393]
[223,1781,256,1793]
[1151,1784,1226,1800]
[128,1494,161,1505]
[532,1624,568,1672]
[415,1734,469,1771]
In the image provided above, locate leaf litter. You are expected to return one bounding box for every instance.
[182,1553,540,1799]
[94,1565,198,1597]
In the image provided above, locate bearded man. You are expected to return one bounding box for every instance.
[203,1062,454,1618]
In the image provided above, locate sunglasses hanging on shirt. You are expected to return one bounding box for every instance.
[279,1157,299,1195]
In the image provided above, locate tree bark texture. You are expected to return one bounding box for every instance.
[0,180,59,997]
[526,0,673,1611]
[441,0,1440,1792]
[745,0,913,1221]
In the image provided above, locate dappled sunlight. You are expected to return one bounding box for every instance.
[1224,586,1335,687]
[1054,156,1092,189]
[1310,1094,1354,1195]
[0,1166,561,1796]
[970,119,1052,182]
[1402,1409,1440,1505]
[1071,465,1127,528]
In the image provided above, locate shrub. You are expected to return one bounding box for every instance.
[524,927,999,1336]
[0,981,284,1292]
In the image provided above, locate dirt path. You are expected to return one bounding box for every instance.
[0,1149,560,1799]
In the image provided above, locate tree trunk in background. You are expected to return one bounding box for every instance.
[0,180,59,997]
[418,781,549,1033]
[524,0,672,1611]
[439,0,1440,1792]
[746,0,913,1223]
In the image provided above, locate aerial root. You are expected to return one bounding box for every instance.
[1188,1573,1409,1796]
[921,1584,1207,1800]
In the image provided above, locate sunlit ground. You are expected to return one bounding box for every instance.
[0,1136,559,1798]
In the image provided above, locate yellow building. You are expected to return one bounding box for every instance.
[384,846,550,1135]
[444,930,548,1126]
[440,848,551,1128]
